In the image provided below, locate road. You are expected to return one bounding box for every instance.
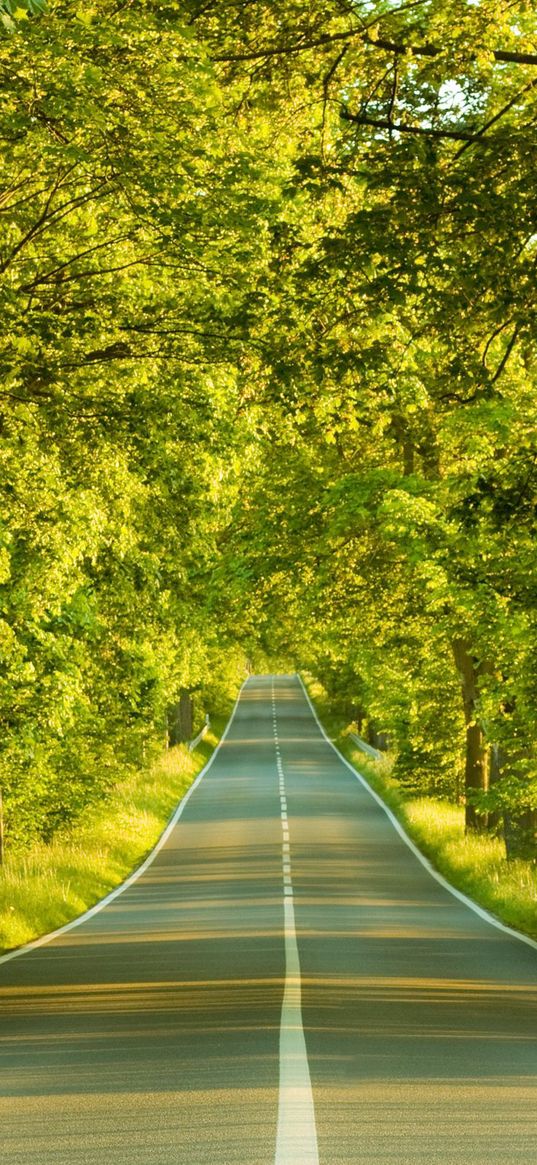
[1,674,536,1164]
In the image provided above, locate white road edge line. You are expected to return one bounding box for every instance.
[297,673,537,953]
[273,678,319,1165]
[0,679,249,967]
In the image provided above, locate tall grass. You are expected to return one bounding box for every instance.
[0,720,224,954]
[403,796,537,939]
[304,675,537,942]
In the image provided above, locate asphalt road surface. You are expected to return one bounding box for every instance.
[1,674,536,1164]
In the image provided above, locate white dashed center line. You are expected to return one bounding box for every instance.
[271,679,319,1165]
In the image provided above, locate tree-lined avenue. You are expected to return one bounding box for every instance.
[1,674,536,1163]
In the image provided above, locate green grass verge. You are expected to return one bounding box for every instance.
[0,716,228,955]
[303,675,537,943]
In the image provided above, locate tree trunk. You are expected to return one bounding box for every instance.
[451,638,489,833]
[504,807,537,862]
[167,688,194,746]
[499,727,537,860]
[487,743,502,832]
[367,723,381,750]
[353,705,366,734]
[391,416,414,475]
[403,437,414,476]
[464,720,487,831]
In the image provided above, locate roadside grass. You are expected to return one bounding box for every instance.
[303,675,537,942]
[0,717,227,955]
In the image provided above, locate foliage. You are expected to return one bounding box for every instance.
[199,0,537,856]
[0,0,270,846]
[1,0,536,861]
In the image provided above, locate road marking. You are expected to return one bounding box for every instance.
[272,678,319,1165]
[275,895,319,1164]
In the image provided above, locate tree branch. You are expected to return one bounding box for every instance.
[321,45,348,143]
[213,24,537,68]
[454,78,537,158]
[23,254,155,294]
[0,168,72,274]
[0,176,113,274]
[340,109,477,141]
[361,33,537,68]
[213,2,428,62]
[481,319,513,368]
[387,59,399,129]
[490,324,519,384]
[17,234,136,292]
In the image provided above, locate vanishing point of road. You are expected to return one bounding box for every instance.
[1,674,536,1164]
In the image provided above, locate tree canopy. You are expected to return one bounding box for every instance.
[1,0,536,856]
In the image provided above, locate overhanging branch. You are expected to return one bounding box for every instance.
[214,27,537,68]
[340,109,477,141]
[361,34,537,68]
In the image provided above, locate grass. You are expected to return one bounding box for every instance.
[303,675,537,943]
[0,716,227,955]
[4,680,535,953]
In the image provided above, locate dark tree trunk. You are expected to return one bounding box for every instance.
[499,727,537,860]
[464,720,487,831]
[451,638,489,833]
[367,723,381,750]
[366,724,389,752]
[354,705,366,734]
[167,688,194,746]
[487,743,502,832]
[504,807,537,862]
[391,416,414,475]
